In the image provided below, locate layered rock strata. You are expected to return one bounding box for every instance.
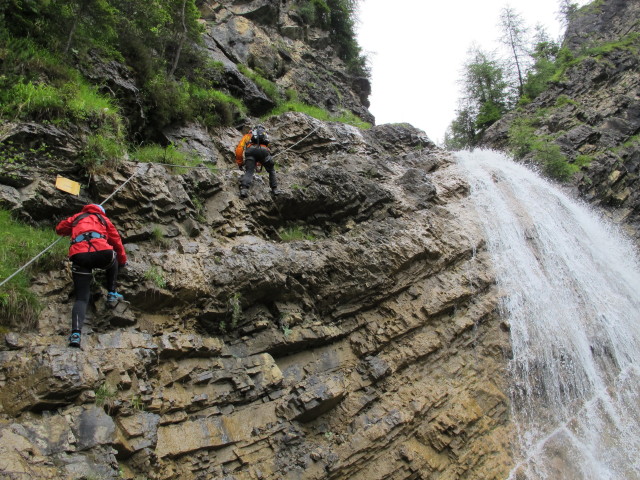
[0,113,513,479]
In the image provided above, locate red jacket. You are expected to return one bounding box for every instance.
[56,204,127,265]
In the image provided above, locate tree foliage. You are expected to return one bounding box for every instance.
[521,27,561,102]
[445,47,509,148]
[558,0,580,27]
[445,7,566,150]
[498,6,530,97]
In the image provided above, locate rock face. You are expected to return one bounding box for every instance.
[200,0,374,124]
[482,0,640,243]
[0,113,513,479]
[0,0,515,477]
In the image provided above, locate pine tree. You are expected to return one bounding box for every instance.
[498,6,530,97]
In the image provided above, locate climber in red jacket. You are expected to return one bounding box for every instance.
[56,204,127,347]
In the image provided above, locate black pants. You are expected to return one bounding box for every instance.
[240,146,277,190]
[70,250,117,332]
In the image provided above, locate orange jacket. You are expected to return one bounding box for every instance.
[235,133,252,166]
[235,133,271,166]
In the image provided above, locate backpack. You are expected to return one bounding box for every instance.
[250,125,269,146]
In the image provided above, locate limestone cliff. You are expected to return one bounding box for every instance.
[482,0,640,243]
[0,112,513,479]
[0,1,514,479]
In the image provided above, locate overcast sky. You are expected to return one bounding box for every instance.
[356,0,591,144]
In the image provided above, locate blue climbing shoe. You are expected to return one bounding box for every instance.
[68,332,81,348]
[107,291,124,306]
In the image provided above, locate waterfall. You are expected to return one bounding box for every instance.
[457,150,640,480]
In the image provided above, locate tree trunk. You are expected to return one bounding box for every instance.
[168,0,188,77]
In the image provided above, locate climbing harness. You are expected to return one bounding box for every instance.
[71,231,107,252]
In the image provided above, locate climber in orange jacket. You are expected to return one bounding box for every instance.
[235,124,279,198]
[56,203,127,347]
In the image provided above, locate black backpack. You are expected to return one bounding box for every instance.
[250,125,269,146]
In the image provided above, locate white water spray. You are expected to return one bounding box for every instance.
[457,150,640,480]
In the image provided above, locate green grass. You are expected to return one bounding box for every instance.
[0,210,67,331]
[278,226,316,242]
[131,143,208,175]
[188,84,247,127]
[237,64,283,103]
[150,225,169,247]
[144,266,166,289]
[81,133,127,173]
[555,95,579,108]
[266,101,371,129]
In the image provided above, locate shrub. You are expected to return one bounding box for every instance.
[535,143,577,181]
[145,74,193,129]
[507,118,538,159]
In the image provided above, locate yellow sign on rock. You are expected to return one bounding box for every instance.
[55,175,81,196]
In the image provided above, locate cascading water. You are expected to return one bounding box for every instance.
[456,150,640,480]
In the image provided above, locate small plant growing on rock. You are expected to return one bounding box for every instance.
[95,383,117,414]
[228,292,243,329]
[144,266,167,289]
[361,167,382,180]
[282,323,292,337]
[150,226,169,248]
[130,394,145,411]
[191,196,206,222]
[278,226,315,242]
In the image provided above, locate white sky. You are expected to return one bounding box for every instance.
[356,0,591,144]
